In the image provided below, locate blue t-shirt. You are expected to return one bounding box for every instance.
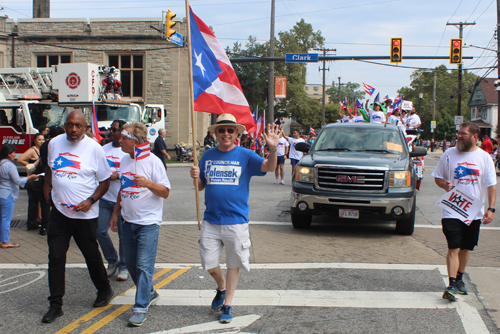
[199,146,266,225]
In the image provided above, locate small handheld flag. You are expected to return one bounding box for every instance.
[362,82,375,96]
[134,142,151,161]
[309,126,316,136]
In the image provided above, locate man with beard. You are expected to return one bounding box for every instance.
[432,122,496,301]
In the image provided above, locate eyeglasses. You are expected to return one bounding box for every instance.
[218,127,235,134]
[110,128,121,132]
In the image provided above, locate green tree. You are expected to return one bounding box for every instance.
[397,65,478,140]
[326,82,366,108]
[227,19,324,130]
[227,36,269,112]
[273,19,324,130]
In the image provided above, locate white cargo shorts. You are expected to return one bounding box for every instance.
[199,220,251,272]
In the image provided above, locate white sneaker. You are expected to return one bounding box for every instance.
[117,269,129,281]
[274,180,279,184]
[280,180,285,185]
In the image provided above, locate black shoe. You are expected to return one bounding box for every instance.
[27,225,39,231]
[39,228,47,236]
[42,307,63,323]
[93,288,113,307]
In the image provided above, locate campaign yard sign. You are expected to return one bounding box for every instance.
[435,187,482,225]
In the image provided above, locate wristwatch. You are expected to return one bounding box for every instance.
[487,208,495,213]
[87,197,96,205]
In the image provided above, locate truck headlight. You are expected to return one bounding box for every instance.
[389,171,410,187]
[295,166,314,183]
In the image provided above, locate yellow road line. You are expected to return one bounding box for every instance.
[53,306,113,334]
[81,268,192,333]
[54,267,180,334]
[80,305,131,334]
[154,267,191,290]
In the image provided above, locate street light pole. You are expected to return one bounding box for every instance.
[267,0,275,124]
[432,70,437,152]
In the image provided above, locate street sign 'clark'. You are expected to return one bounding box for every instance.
[285,53,319,63]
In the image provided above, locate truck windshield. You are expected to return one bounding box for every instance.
[314,127,405,155]
[29,103,68,129]
[97,105,141,123]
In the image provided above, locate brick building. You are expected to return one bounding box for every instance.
[0,15,210,147]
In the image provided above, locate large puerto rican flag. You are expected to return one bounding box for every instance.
[190,7,255,133]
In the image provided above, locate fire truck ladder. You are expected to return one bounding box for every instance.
[0,67,54,100]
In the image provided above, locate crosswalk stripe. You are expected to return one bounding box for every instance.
[112,289,471,309]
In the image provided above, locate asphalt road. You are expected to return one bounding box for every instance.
[2,152,500,334]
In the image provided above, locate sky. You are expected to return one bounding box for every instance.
[2,0,498,101]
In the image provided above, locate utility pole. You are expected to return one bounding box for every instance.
[497,0,500,136]
[338,77,342,104]
[267,0,276,125]
[432,70,437,152]
[447,22,475,116]
[314,48,336,127]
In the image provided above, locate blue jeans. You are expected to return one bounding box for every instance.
[122,222,160,313]
[0,194,15,243]
[97,198,126,270]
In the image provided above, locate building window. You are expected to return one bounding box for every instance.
[108,54,143,98]
[477,107,488,120]
[305,86,309,90]
[314,86,319,91]
[471,107,476,119]
[36,54,71,67]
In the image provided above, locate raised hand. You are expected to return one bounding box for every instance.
[263,123,282,150]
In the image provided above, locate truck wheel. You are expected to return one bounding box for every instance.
[396,198,416,235]
[292,214,312,229]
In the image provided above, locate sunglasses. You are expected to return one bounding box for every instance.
[218,127,235,134]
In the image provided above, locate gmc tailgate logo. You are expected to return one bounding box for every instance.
[336,175,365,183]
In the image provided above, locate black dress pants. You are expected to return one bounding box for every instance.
[47,208,110,308]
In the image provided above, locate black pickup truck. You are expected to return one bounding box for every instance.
[290,122,427,235]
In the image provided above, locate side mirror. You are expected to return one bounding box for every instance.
[295,142,310,153]
[410,146,427,157]
[16,107,24,127]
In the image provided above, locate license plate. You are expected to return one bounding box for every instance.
[339,209,359,219]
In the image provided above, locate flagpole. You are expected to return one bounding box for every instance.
[185,1,201,230]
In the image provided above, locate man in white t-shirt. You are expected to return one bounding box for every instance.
[42,111,112,324]
[274,135,289,184]
[283,129,306,176]
[432,122,496,301]
[110,122,170,327]
[97,120,128,281]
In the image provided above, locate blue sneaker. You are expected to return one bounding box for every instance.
[456,280,469,295]
[149,290,160,307]
[211,289,226,310]
[442,284,458,301]
[220,305,233,323]
[128,312,147,326]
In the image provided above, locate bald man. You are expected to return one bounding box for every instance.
[42,111,113,323]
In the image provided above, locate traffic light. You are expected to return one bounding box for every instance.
[165,9,176,41]
[450,38,462,65]
[390,38,402,63]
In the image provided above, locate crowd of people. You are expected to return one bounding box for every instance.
[0,107,498,326]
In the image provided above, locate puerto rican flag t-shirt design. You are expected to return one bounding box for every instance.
[52,152,81,178]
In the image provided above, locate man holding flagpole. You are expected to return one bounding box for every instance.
[110,121,170,326]
[190,114,280,323]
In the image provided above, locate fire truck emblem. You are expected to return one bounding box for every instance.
[65,72,81,89]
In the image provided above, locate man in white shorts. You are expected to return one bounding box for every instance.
[190,114,280,323]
